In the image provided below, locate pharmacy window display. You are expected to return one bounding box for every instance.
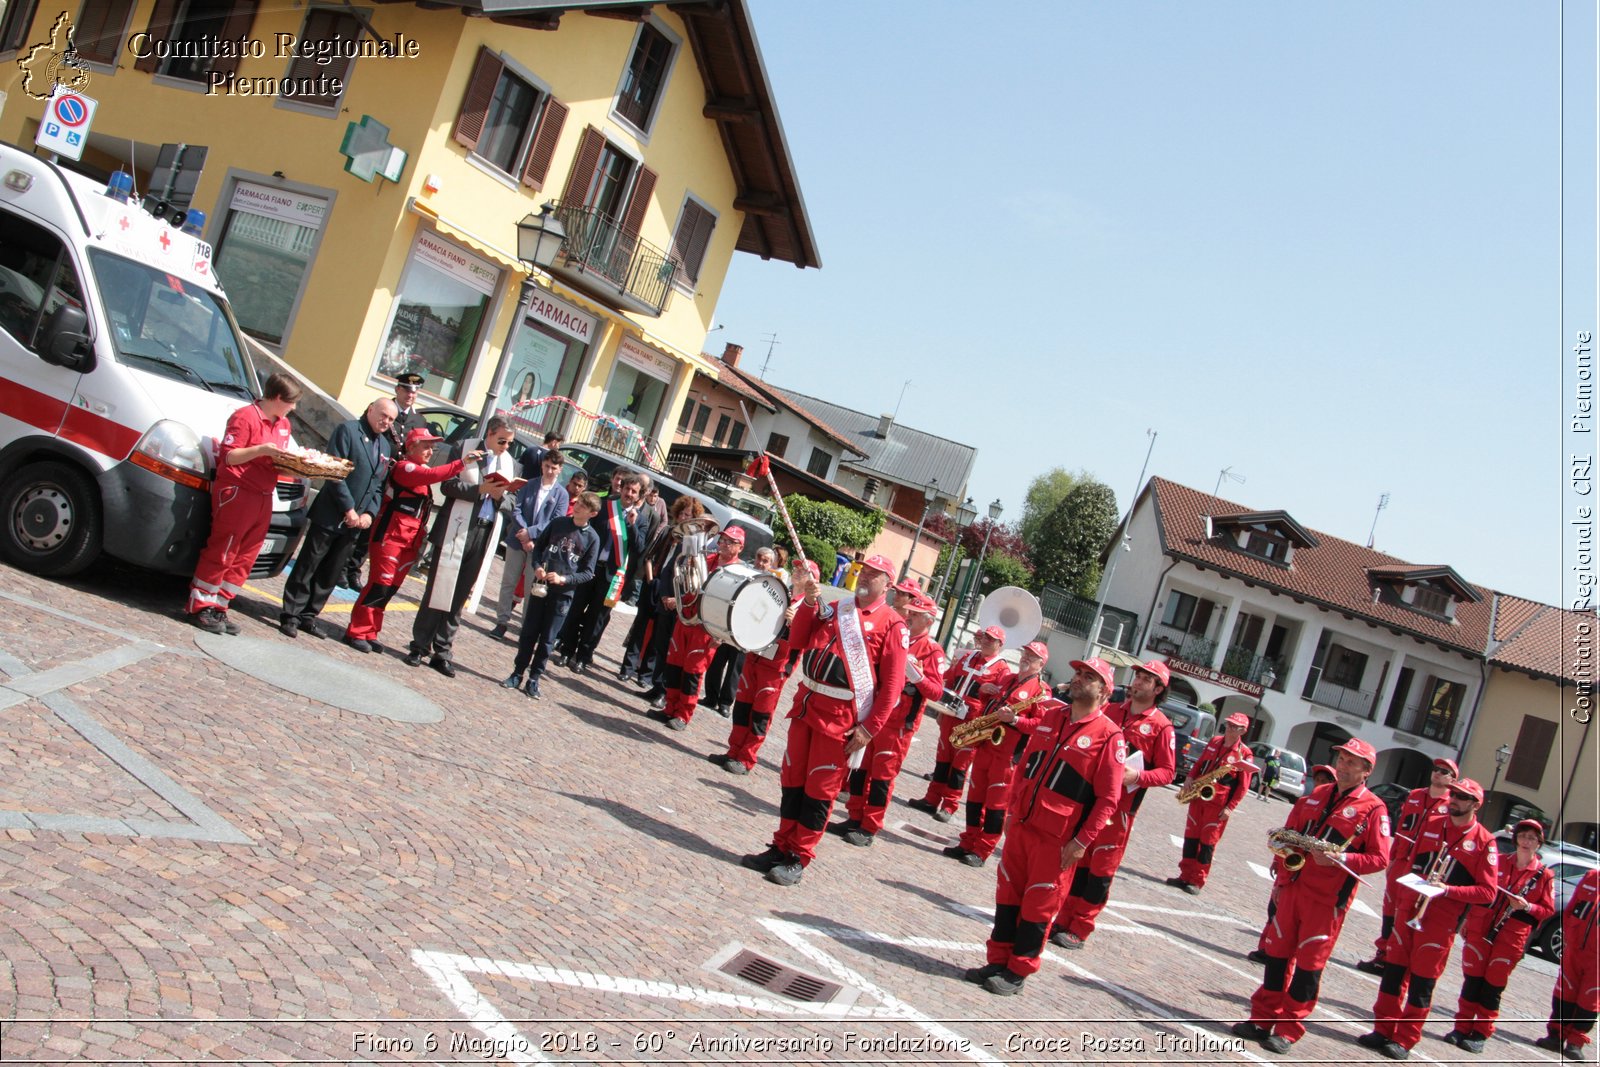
[377,232,501,401]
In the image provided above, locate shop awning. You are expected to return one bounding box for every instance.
[406,199,529,276]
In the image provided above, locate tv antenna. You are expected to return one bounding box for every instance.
[1367,492,1390,549]
[892,379,911,421]
[1214,466,1246,498]
[759,332,781,378]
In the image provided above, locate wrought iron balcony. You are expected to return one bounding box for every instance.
[1221,645,1288,689]
[1145,623,1218,665]
[545,200,680,318]
[1301,667,1376,719]
[1391,700,1461,745]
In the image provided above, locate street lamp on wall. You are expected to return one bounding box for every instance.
[1489,742,1512,795]
[900,479,939,582]
[475,204,568,431]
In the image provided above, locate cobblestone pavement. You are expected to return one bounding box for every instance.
[0,556,1569,1065]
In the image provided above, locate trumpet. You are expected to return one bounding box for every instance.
[1176,760,1257,804]
[1406,849,1456,931]
[1266,827,1345,872]
[950,690,1048,749]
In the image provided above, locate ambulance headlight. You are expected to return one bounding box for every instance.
[130,420,212,490]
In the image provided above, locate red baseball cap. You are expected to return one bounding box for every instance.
[1224,712,1250,729]
[906,594,938,616]
[977,625,1006,644]
[1310,764,1335,780]
[893,577,921,595]
[1333,737,1377,767]
[1432,757,1459,776]
[404,427,443,446]
[1021,641,1050,663]
[802,559,821,579]
[1449,778,1484,803]
[1513,818,1546,842]
[859,554,896,577]
[718,526,745,544]
[1069,658,1115,691]
[1132,660,1171,686]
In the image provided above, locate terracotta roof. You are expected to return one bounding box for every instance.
[1367,564,1481,603]
[715,363,864,456]
[696,360,775,412]
[1492,593,1547,643]
[1145,477,1495,656]
[1213,510,1319,547]
[1489,596,1594,683]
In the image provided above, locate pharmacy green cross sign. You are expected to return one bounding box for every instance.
[339,115,407,184]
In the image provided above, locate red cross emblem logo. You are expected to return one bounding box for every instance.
[117,216,130,231]
[158,232,170,251]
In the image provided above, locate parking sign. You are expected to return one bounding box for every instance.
[33,87,97,161]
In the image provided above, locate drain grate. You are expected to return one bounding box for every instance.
[716,948,845,1005]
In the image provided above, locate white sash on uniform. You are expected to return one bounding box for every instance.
[426,439,514,614]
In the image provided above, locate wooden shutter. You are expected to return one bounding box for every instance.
[519,96,567,189]
[619,164,656,236]
[671,200,715,285]
[74,0,133,64]
[132,0,176,70]
[207,0,257,78]
[451,47,503,150]
[1505,716,1558,790]
[560,125,604,205]
[282,7,356,109]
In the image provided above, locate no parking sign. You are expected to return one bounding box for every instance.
[34,87,97,161]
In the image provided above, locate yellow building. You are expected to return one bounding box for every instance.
[1464,596,1596,850]
[0,0,816,460]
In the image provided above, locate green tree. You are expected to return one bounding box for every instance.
[1029,479,1119,598]
[1018,467,1089,550]
[774,496,885,560]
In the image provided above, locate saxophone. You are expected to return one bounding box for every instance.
[1176,759,1255,804]
[950,690,1048,749]
[1266,827,1346,872]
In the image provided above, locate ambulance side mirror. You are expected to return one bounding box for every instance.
[40,304,93,372]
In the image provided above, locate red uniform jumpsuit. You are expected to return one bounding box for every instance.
[920,649,1009,814]
[663,552,726,725]
[1453,856,1555,1040]
[1372,787,1451,962]
[1375,814,1498,1049]
[345,456,465,642]
[767,594,906,867]
[956,671,1049,861]
[1546,868,1600,1050]
[845,631,945,835]
[986,699,1124,978]
[1177,735,1254,888]
[1055,700,1176,940]
[1249,782,1391,1042]
[188,403,293,615]
[723,594,803,770]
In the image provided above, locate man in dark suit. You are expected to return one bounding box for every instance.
[491,448,571,637]
[280,399,397,637]
[343,374,428,589]
[554,467,644,673]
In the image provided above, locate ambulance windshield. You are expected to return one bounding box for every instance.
[87,249,255,398]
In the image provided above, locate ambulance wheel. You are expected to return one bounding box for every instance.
[0,460,103,576]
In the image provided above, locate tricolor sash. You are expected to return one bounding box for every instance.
[835,598,875,769]
[602,499,630,606]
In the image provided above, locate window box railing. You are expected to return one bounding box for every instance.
[1301,668,1376,719]
[546,200,680,317]
[1391,700,1460,746]
[1146,623,1217,665]
[1221,645,1288,689]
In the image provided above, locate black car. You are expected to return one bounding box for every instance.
[1369,782,1410,826]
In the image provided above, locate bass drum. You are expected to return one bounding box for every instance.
[699,562,788,652]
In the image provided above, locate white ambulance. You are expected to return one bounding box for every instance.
[0,143,307,578]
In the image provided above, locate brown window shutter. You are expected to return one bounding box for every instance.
[1505,715,1558,790]
[451,47,503,151]
[560,126,604,204]
[74,0,133,65]
[133,0,177,71]
[520,96,567,189]
[283,8,355,109]
[673,201,715,284]
[208,0,257,78]
[620,164,656,236]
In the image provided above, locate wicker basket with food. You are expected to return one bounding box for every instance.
[271,446,355,480]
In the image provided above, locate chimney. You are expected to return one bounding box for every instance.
[875,413,893,438]
[722,343,743,368]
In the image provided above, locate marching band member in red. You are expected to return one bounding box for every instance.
[908,625,1009,821]
[1167,711,1255,894]
[891,576,921,613]
[1052,658,1177,946]
[187,373,300,631]
[343,429,480,652]
[943,641,1051,868]
[1447,818,1555,1052]
[836,592,946,843]
[961,658,1124,996]
[1233,738,1391,1054]
[1360,777,1497,1060]
[1357,757,1458,974]
[714,559,816,774]
[1537,866,1600,1059]
[656,526,743,731]
[740,554,906,887]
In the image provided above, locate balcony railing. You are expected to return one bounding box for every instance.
[546,200,680,318]
[1391,700,1461,745]
[1301,669,1375,719]
[502,394,664,471]
[1220,645,1288,690]
[1146,623,1217,665]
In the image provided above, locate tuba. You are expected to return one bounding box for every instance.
[670,515,720,623]
[950,690,1049,749]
